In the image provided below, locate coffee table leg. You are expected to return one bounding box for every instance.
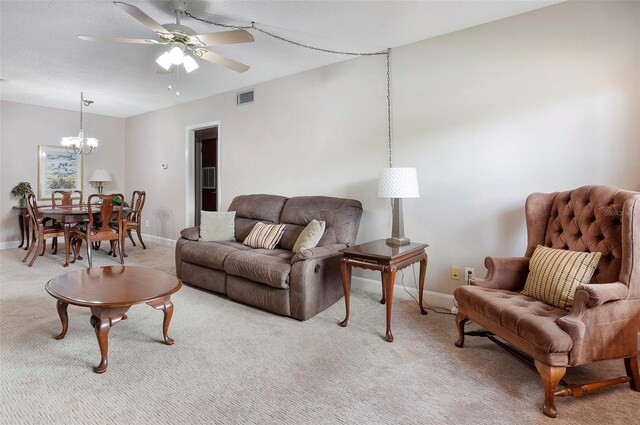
[339,257,351,327]
[419,253,428,315]
[88,307,128,374]
[147,297,175,345]
[55,300,69,340]
[90,315,110,374]
[383,265,397,342]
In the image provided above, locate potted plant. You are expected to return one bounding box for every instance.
[112,196,129,208]
[10,182,34,207]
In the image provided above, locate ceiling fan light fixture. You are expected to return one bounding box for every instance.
[156,51,173,70]
[169,45,186,65]
[183,55,199,73]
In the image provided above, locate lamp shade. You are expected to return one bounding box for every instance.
[89,169,112,183]
[378,167,420,198]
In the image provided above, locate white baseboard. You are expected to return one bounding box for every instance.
[140,233,177,248]
[351,276,455,312]
[0,240,22,250]
[2,234,176,251]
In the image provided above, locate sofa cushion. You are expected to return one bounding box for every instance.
[215,241,253,251]
[521,245,601,309]
[180,241,239,271]
[279,196,363,249]
[234,218,264,242]
[455,285,573,353]
[228,194,288,223]
[224,250,291,289]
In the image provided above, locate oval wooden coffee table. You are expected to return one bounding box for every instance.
[45,265,182,373]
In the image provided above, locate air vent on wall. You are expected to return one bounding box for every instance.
[236,90,254,105]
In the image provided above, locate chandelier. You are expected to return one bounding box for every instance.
[61,92,98,155]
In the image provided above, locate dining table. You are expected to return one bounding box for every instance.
[38,205,128,267]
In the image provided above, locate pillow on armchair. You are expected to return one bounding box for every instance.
[521,245,601,309]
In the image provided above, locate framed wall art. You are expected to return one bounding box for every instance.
[38,145,83,200]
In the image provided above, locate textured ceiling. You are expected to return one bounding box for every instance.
[0,0,561,118]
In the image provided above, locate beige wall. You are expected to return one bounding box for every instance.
[2,1,636,296]
[0,101,126,245]
[126,1,640,294]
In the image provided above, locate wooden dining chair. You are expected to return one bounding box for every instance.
[123,190,146,256]
[22,194,65,267]
[71,193,125,268]
[50,190,83,251]
[51,190,83,207]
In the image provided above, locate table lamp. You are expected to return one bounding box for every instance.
[89,169,112,195]
[378,167,420,246]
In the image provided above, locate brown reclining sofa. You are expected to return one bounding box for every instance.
[176,194,363,320]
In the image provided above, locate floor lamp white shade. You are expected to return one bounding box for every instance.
[378,168,420,245]
[89,169,112,195]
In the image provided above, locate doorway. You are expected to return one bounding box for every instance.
[194,126,218,226]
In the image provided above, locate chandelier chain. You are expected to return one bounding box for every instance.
[79,93,84,130]
[185,11,393,167]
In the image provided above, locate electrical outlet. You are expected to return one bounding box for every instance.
[451,266,460,280]
[465,267,476,283]
[145,220,149,228]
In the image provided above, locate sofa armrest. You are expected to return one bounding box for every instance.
[291,244,347,263]
[557,283,634,366]
[579,282,629,307]
[471,256,530,291]
[180,226,200,241]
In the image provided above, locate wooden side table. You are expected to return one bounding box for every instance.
[338,239,429,342]
[12,205,30,250]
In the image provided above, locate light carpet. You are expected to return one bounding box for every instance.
[0,243,638,424]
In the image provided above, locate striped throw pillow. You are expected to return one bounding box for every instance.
[243,222,287,250]
[521,245,601,309]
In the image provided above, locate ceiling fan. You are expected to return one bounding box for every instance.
[79,1,254,73]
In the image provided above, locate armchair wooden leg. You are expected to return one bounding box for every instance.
[454,313,469,348]
[624,356,639,391]
[534,360,566,418]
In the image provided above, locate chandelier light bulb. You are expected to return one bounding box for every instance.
[167,84,172,90]
[175,91,180,97]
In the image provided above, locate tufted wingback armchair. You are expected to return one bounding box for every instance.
[453,185,640,418]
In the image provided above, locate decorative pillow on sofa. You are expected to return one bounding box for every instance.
[243,222,286,250]
[521,245,601,309]
[200,211,236,242]
[292,220,326,254]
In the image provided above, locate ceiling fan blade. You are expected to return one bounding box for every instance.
[113,1,170,35]
[79,36,162,45]
[197,50,250,73]
[191,29,254,46]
